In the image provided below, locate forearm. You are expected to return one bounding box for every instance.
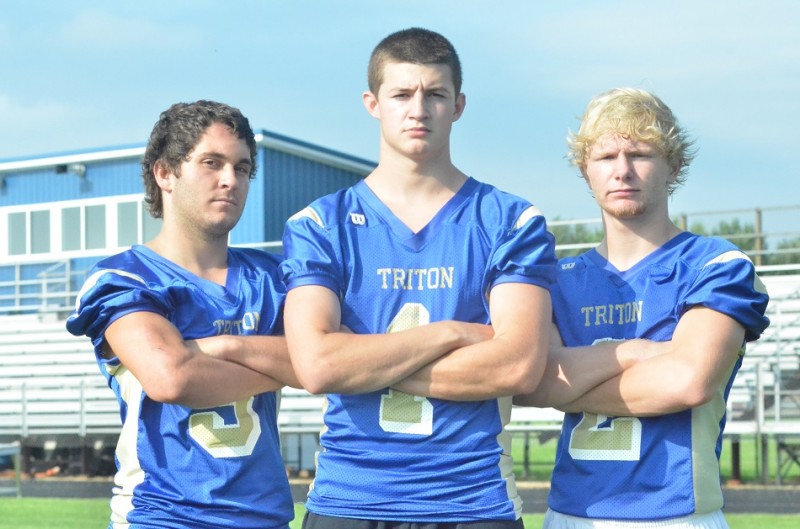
[153,352,284,408]
[558,351,705,416]
[514,338,667,408]
[392,334,545,400]
[192,334,301,388]
[290,321,486,394]
[559,308,747,416]
[394,283,552,401]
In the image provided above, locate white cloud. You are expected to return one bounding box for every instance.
[0,93,73,126]
[490,1,800,153]
[59,8,201,51]
[516,1,800,93]
[0,93,81,157]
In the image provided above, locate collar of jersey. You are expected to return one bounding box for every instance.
[352,177,478,252]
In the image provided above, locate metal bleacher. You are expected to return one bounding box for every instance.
[0,273,798,484]
[0,314,118,477]
[277,387,564,477]
[726,274,800,483]
[0,312,566,480]
[730,276,800,417]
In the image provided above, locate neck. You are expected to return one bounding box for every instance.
[596,212,682,271]
[365,155,467,234]
[146,223,229,285]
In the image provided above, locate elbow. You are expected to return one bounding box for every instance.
[288,338,357,394]
[287,336,340,394]
[669,374,717,410]
[681,384,717,409]
[297,375,332,396]
[512,370,544,396]
[505,356,546,396]
[291,358,338,395]
[144,373,193,404]
[139,361,196,404]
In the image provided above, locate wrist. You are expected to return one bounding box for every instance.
[210,335,238,361]
[617,339,645,369]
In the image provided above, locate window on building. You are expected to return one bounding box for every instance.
[143,203,161,241]
[117,202,138,247]
[30,210,50,254]
[85,205,106,250]
[61,207,82,252]
[7,212,27,256]
[2,195,160,260]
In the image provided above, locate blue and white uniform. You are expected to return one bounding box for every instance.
[281,177,557,522]
[548,232,770,521]
[66,245,293,529]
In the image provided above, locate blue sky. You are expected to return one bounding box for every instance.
[1,1,797,221]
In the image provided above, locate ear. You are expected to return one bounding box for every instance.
[580,169,595,191]
[363,90,380,119]
[668,163,682,184]
[452,93,466,122]
[153,160,174,192]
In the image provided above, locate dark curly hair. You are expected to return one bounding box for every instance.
[141,100,257,218]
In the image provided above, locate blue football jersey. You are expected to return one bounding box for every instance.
[66,245,293,529]
[548,232,770,520]
[281,178,557,522]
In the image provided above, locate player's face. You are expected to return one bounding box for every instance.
[364,61,465,162]
[169,122,252,237]
[583,133,675,220]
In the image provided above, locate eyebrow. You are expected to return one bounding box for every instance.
[194,151,252,166]
[388,83,452,93]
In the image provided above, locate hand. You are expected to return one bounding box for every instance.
[188,335,232,360]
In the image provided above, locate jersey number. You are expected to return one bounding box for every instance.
[378,303,434,435]
[568,413,642,461]
[189,396,261,458]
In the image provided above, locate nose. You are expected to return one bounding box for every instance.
[611,153,633,180]
[409,92,428,119]
[218,164,239,189]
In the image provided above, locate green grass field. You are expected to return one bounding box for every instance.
[0,499,798,529]
[512,435,800,483]
[0,436,796,528]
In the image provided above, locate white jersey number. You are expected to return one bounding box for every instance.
[189,396,262,458]
[568,336,643,461]
[568,413,642,461]
[378,303,434,435]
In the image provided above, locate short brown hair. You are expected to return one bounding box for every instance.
[367,27,462,95]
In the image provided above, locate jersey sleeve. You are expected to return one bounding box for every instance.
[280,206,343,295]
[486,205,557,292]
[680,248,770,342]
[66,268,172,346]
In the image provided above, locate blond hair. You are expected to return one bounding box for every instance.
[567,88,696,194]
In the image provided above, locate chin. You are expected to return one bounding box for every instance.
[604,204,646,218]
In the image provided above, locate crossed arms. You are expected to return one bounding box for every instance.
[514,306,747,416]
[283,282,552,400]
[106,288,744,416]
[103,311,299,409]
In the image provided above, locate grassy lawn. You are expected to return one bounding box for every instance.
[511,434,800,484]
[0,435,796,528]
[0,499,798,528]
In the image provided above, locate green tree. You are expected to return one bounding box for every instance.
[549,221,604,258]
[768,236,800,266]
[688,218,762,253]
[551,215,800,269]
